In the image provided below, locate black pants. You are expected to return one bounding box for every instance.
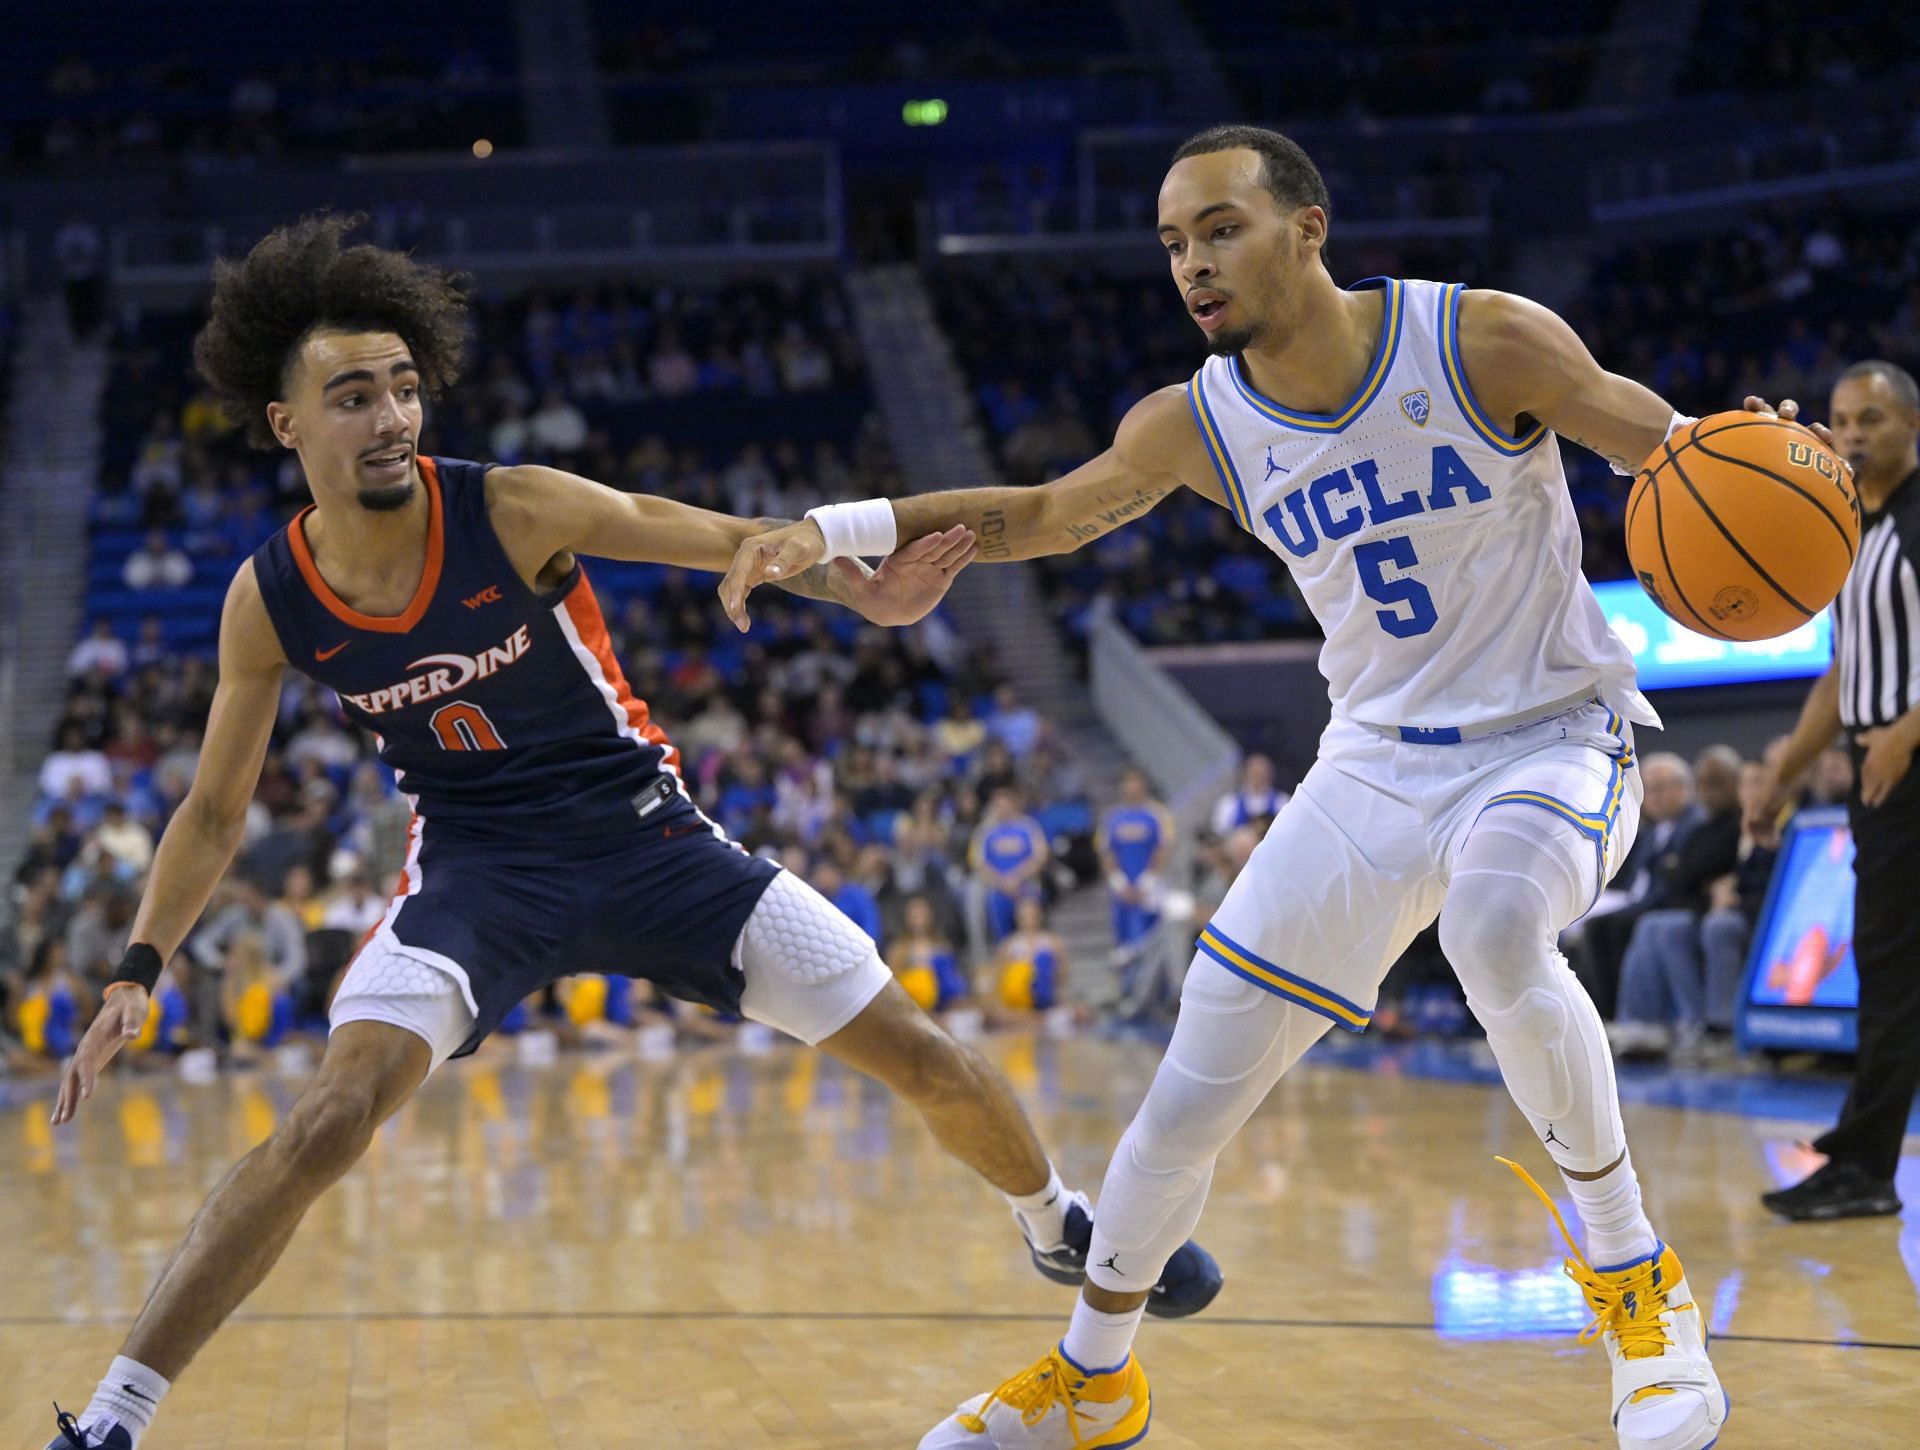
[1572,904,1645,1021]
[1813,745,1920,1181]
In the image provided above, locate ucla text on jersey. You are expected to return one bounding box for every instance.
[1185,277,1658,733]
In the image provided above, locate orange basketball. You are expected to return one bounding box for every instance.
[1624,410,1860,642]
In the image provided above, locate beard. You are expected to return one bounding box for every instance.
[356,480,416,512]
[1207,321,1260,356]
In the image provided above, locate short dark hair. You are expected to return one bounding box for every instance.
[1836,359,1920,412]
[194,214,470,448]
[1171,125,1331,216]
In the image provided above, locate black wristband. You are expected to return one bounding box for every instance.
[111,943,164,993]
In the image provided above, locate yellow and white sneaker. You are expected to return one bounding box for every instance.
[1499,1158,1729,1450]
[917,1346,1151,1449]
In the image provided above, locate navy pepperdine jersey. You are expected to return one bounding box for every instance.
[251,456,680,836]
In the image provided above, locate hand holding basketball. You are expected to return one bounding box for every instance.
[1625,406,1860,642]
[1740,395,1843,456]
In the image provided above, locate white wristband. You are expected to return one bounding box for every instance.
[1611,412,1698,476]
[805,499,898,560]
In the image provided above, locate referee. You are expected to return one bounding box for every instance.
[1752,360,1920,1221]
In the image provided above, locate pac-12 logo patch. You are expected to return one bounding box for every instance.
[1399,390,1432,427]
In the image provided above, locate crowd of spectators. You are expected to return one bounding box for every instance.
[1208,2,1617,121]
[458,280,864,431]
[1677,1,1920,96]
[7,36,516,170]
[597,9,1102,83]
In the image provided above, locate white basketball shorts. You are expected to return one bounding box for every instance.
[1198,700,1641,1033]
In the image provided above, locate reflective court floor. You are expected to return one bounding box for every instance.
[3,1032,1918,1448]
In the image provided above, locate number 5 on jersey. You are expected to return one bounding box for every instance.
[1355,537,1438,638]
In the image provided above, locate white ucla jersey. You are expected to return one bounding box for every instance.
[1186,276,1658,733]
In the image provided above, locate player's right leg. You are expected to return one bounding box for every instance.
[44,1009,440,1448]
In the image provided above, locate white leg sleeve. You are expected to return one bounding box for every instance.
[1439,813,1626,1174]
[1085,955,1332,1291]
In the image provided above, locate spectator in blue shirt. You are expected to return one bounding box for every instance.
[813,858,883,948]
[971,788,1049,943]
[986,683,1042,759]
[1100,767,1175,947]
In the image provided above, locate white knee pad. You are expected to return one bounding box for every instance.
[735,870,893,1045]
[1467,953,1624,1172]
[1444,817,1625,1174]
[1087,956,1329,1285]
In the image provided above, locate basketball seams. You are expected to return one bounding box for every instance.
[1681,432,1858,565]
[1659,434,1815,619]
[1687,416,1819,444]
[1645,454,1733,640]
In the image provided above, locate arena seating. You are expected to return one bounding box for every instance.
[1,0,521,166]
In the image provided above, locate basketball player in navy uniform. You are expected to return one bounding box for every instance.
[39,218,1218,1450]
[724,128,1848,1449]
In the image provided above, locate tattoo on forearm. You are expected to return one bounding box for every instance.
[771,564,840,604]
[1567,435,1636,473]
[772,557,873,608]
[1066,484,1170,544]
[979,508,1010,560]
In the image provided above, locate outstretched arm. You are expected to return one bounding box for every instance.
[719,385,1217,629]
[484,463,974,626]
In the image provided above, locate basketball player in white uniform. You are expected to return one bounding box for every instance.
[723,127,1833,1449]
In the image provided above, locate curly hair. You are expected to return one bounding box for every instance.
[193,214,470,448]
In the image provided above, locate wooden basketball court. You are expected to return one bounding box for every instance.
[4,1032,1917,1447]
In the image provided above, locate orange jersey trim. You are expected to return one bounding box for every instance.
[560,574,681,772]
[289,456,446,634]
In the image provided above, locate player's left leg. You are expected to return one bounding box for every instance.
[1440,761,1726,1450]
[734,868,1220,1314]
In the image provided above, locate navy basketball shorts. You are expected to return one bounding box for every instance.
[328,790,892,1072]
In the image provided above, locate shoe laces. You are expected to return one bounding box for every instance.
[53,1405,92,1448]
[1495,1157,1675,1360]
[959,1351,1093,1446]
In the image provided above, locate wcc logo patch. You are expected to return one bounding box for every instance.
[1399,390,1432,427]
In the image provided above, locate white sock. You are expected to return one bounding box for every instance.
[1061,1298,1145,1375]
[1006,1165,1069,1248]
[80,1355,169,1443]
[1564,1151,1658,1268]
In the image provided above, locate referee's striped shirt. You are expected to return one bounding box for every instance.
[1833,467,1920,729]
